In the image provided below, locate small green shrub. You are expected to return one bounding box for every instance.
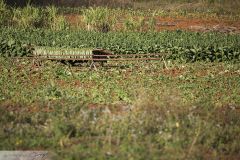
[0,39,33,57]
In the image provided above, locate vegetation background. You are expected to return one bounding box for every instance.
[3,0,240,17]
[0,0,240,160]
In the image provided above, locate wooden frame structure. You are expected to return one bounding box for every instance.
[13,49,169,69]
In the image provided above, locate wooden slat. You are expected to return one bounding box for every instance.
[40,57,163,61]
[33,53,166,57]
[11,52,168,62]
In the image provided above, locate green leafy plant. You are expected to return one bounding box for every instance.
[0,39,33,57]
[0,28,239,62]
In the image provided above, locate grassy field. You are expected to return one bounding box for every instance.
[0,59,240,159]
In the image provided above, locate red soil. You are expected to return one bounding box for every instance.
[64,14,240,33]
[155,16,240,33]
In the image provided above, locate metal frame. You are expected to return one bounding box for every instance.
[12,52,168,69]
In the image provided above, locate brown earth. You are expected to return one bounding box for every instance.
[155,16,240,33]
[65,14,240,34]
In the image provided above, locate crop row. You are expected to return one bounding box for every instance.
[0,28,240,62]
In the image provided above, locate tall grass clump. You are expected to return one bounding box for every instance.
[12,3,43,28]
[147,12,157,32]
[11,4,69,30]
[82,7,116,32]
[123,14,156,32]
[0,0,10,26]
[45,5,69,30]
[123,15,145,32]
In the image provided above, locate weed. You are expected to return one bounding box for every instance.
[12,3,43,28]
[82,7,116,32]
[45,5,69,30]
[0,0,10,26]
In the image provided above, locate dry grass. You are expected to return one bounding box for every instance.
[5,0,240,14]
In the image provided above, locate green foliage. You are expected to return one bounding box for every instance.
[0,28,239,62]
[169,45,240,62]
[0,39,33,57]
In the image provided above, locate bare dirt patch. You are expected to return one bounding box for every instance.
[155,16,240,33]
[65,14,240,33]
